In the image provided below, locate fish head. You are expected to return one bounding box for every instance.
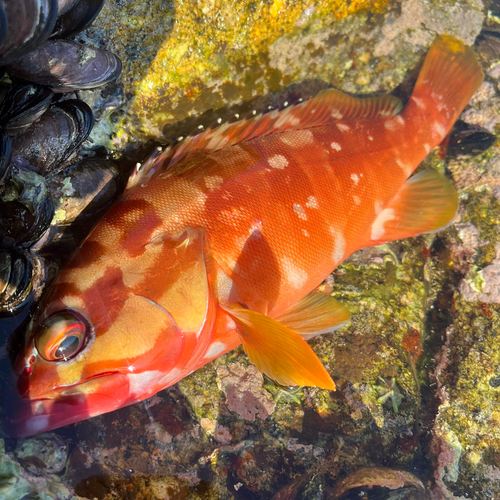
[10,227,216,436]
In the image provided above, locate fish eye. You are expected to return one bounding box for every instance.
[35,311,92,362]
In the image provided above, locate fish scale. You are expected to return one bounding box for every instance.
[9,35,484,436]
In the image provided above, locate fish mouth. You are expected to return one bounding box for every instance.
[7,372,130,437]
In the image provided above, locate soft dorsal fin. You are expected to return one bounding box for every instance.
[368,169,458,246]
[127,90,403,188]
[224,305,336,390]
[275,291,350,340]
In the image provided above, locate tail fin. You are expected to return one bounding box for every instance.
[411,35,483,128]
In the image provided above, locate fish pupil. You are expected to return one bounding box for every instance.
[55,335,81,359]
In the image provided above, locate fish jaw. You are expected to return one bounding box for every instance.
[8,372,131,437]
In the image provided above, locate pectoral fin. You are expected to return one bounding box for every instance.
[276,291,350,339]
[224,305,336,390]
[368,169,458,246]
[139,227,217,368]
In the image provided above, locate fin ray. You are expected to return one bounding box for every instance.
[368,169,458,246]
[225,305,336,390]
[276,291,350,339]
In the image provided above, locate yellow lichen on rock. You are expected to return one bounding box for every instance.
[121,0,390,141]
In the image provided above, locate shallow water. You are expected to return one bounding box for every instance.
[1,1,500,499]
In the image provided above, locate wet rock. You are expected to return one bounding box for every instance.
[217,363,276,422]
[0,438,79,500]
[14,433,69,475]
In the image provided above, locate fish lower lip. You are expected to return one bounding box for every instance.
[8,372,130,437]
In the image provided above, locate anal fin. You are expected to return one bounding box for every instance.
[224,305,336,390]
[275,291,350,340]
[368,169,458,246]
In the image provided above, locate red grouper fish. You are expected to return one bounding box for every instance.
[11,35,483,436]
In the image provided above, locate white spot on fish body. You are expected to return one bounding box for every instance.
[216,269,234,302]
[290,117,301,126]
[331,109,343,119]
[302,229,310,237]
[368,135,374,141]
[282,257,308,289]
[280,130,314,147]
[204,175,224,190]
[351,173,359,185]
[433,122,446,138]
[293,203,308,220]
[330,142,342,151]
[204,341,228,359]
[395,115,405,126]
[217,206,251,227]
[268,154,289,169]
[384,120,397,131]
[159,367,183,387]
[128,370,164,395]
[353,195,361,205]
[374,200,384,215]
[306,196,319,209]
[437,101,448,112]
[396,158,412,175]
[337,123,350,133]
[331,230,346,264]
[424,143,431,154]
[371,208,396,240]
[411,96,426,109]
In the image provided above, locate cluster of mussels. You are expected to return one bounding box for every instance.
[0,0,124,322]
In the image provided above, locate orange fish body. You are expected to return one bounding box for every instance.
[11,36,483,436]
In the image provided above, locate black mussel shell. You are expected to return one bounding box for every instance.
[486,4,500,34]
[11,99,94,176]
[52,0,104,38]
[0,165,54,247]
[0,126,11,186]
[0,248,38,315]
[7,39,122,92]
[39,158,124,255]
[476,33,500,66]
[57,0,79,16]
[0,2,7,50]
[0,0,59,66]
[0,83,8,107]
[447,120,497,159]
[48,157,123,224]
[0,84,54,135]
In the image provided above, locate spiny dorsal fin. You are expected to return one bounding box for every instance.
[224,305,336,390]
[128,90,402,188]
[275,291,350,340]
[368,169,458,246]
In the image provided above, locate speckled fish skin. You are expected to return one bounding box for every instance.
[11,36,483,436]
